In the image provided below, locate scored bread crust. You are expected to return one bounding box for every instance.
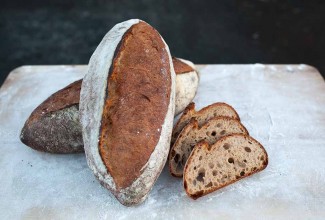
[98,21,172,189]
[183,134,268,200]
[79,19,175,206]
[171,102,240,145]
[169,116,249,177]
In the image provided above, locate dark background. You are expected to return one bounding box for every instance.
[1,0,324,86]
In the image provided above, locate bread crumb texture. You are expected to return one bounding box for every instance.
[184,134,268,199]
[170,117,248,177]
[171,102,240,145]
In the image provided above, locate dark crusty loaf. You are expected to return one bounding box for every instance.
[171,102,240,146]
[183,134,268,199]
[169,117,248,177]
[79,19,175,206]
[20,80,83,153]
[20,57,197,154]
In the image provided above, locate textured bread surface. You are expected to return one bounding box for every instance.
[169,117,248,177]
[98,21,172,189]
[173,57,194,74]
[172,102,240,145]
[20,80,83,153]
[183,134,268,199]
[80,19,175,206]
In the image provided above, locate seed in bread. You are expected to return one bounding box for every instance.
[169,117,248,177]
[79,19,175,206]
[20,58,197,154]
[183,134,268,199]
[171,102,240,146]
[20,80,83,153]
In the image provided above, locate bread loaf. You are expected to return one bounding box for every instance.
[173,57,199,115]
[20,80,83,153]
[20,58,197,153]
[169,117,248,177]
[183,134,268,199]
[79,19,175,206]
[171,102,240,146]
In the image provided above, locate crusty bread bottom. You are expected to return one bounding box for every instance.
[183,134,268,199]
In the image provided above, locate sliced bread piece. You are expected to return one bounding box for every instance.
[169,117,248,177]
[171,102,240,146]
[183,134,268,199]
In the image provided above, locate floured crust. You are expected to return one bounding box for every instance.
[174,59,199,115]
[80,19,175,206]
[183,134,268,199]
[27,79,81,124]
[20,79,83,153]
[99,21,172,189]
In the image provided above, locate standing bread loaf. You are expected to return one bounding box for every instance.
[79,19,175,206]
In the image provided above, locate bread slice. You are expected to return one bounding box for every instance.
[80,19,175,206]
[169,117,248,177]
[20,57,197,154]
[183,134,268,199]
[171,102,240,145]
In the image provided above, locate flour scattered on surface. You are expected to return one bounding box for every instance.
[298,64,307,70]
[286,66,294,72]
[254,63,265,69]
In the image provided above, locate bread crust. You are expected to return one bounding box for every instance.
[172,57,194,74]
[183,134,268,200]
[20,80,83,153]
[79,19,175,206]
[174,60,199,115]
[98,21,172,189]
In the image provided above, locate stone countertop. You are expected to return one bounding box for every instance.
[0,64,324,219]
